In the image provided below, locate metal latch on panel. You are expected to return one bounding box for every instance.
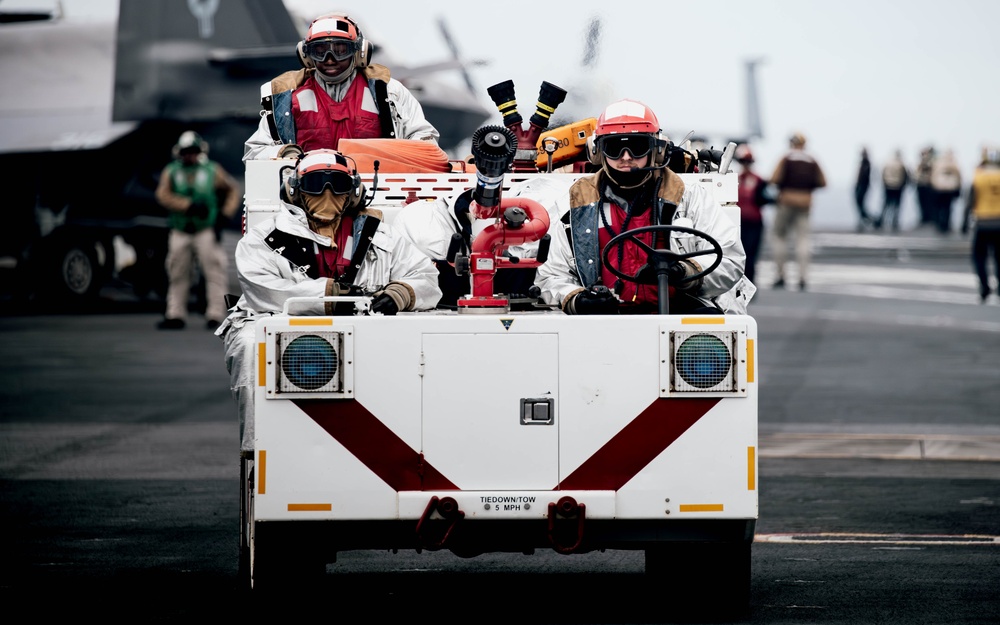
[520,397,554,425]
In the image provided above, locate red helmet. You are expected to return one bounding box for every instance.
[306,14,359,43]
[299,15,370,69]
[734,144,754,164]
[595,99,660,137]
[588,99,665,166]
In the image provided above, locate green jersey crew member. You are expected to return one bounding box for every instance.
[155,131,241,330]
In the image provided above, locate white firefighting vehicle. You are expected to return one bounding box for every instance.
[236,117,757,612]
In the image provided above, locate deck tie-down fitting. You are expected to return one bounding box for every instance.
[547,496,586,554]
[415,496,465,550]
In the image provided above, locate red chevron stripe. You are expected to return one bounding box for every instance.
[296,397,719,492]
[557,398,720,491]
[295,399,458,491]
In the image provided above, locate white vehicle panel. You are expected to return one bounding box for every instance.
[253,393,400,521]
[398,490,618,519]
[422,332,560,490]
[252,313,757,522]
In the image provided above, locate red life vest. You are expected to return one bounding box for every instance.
[738,171,765,224]
[291,76,382,151]
[597,203,659,306]
[316,215,355,279]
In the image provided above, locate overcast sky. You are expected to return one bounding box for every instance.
[287,0,1000,228]
[12,0,1000,228]
[292,1,1000,176]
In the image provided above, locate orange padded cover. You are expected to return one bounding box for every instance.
[338,138,453,173]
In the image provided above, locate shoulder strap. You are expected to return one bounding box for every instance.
[262,93,279,142]
[656,200,679,226]
[560,209,576,258]
[264,229,319,279]
[259,78,279,142]
[372,79,396,139]
[341,214,382,284]
[262,71,310,142]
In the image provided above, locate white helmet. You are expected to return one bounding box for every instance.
[173,131,208,158]
[982,145,1000,166]
[282,149,365,209]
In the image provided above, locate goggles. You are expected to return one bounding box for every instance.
[599,134,654,160]
[305,38,358,63]
[297,169,355,195]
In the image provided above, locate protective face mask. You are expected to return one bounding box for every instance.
[302,191,349,238]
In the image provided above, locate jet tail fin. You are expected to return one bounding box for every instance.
[113,0,302,123]
[744,59,764,141]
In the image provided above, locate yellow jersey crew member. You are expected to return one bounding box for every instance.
[962,146,1000,303]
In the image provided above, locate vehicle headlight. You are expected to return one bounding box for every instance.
[671,331,737,392]
[277,332,342,393]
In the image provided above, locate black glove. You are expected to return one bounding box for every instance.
[371,292,400,316]
[668,261,689,285]
[188,201,209,219]
[667,260,701,291]
[570,285,618,315]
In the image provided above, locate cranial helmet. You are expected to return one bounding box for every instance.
[587,99,667,167]
[982,145,1000,166]
[283,149,364,205]
[595,99,660,136]
[173,130,208,158]
[734,143,754,164]
[297,14,371,71]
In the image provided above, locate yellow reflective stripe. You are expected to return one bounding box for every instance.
[680,317,726,324]
[679,503,724,512]
[257,342,266,386]
[748,446,756,491]
[288,503,332,512]
[289,318,333,326]
[258,450,267,495]
[747,338,755,383]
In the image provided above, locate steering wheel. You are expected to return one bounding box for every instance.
[601,224,723,286]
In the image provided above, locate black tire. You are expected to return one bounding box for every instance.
[237,456,254,593]
[645,541,751,619]
[252,530,327,593]
[121,232,169,302]
[246,468,327,593]
[48,239,104,302]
